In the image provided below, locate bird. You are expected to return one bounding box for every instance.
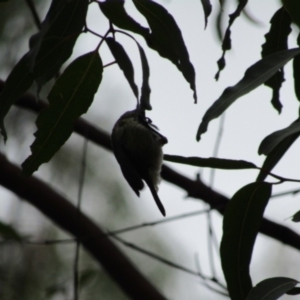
[111,108,168,216]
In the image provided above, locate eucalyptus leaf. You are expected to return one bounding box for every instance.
[261,7,291,113]
[259,118,300,155]
[292,210,300,222]
[27,0,88,88]
[197,48,300,141]
[137,44,151,110]
[99,0,149,37]
[106,37,139,100]
[200,0,212,29]
[164,154,257,170]
[22,51,103,175]
[246,277,298,300]
[256,131,300,182]
[221,182,272,300]
[133,0,197,102]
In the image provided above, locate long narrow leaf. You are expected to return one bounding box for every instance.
[164,154,257,170]
[197,48,300,141]
[256,132,300,182]
[22,51,103,175]
[215,0,248,80]
[99,0,149,37]
[261,7,292,113]
[200,0,212,29]
[133,0,197,102]
[246,277,298,300]
[293,34,300,101]
[106,37,139,100]
[220,182,272,300]
[27,0,88,88]
[137,43,151,110]
[259,118,300,155]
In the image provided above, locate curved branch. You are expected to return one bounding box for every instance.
[0,153,166,300]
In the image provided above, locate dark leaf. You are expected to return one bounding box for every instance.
[215,0,248,80]
[0,54,34,141]
[283,0,300,28]
[286,287,300,295]
[22,51,103,175]
[261,7,292,113]
[258,118,300,155]
[293,34,300,101]
[256,131,299,182]
[200,0,212,29]
[106,37,139,99]
[292,210,300,222]
[246,277,298,300]
[26,0,88,88]
[220,182,272,300]
[133,0,197,102]
[99,0,149,37]
[137,44,151,110]
[197,48,300,141]
[0,220,23,242]
[164,154,257,170]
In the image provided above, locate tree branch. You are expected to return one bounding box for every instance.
[0,152,166,300]
[9,81,300,251]
[7,82,300,251]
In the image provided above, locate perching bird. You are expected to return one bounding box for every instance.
[111,108,168,216]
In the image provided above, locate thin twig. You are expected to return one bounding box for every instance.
[103,61,117,68]
[24,209,210,245]
[74,138,88,300]
[209,114,225,187]
[206,114,226,279]
[194,253,228,292]
[112,235,229,297]
[271,188,300,199]
[25,0,42,29]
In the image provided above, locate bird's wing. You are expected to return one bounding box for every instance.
[112,140,144,196]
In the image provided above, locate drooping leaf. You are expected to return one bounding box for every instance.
[283,0,300,28]
[133,0,197,102]
[22,51,103,175]
[293,34,300,101]
[0,220,23,242]
[256,131,300,182]
[220,182,272,300]
[197,48,300,141]
[26,0,88,88]
[200,0,212,29]
[0,54,34,141]
[258,118,300,155]
[215,0,248,80]
[106,37,139,100]
[261,7,292,113]
[292,210,300,222]
[137,43,151,110]
[246,277,298,300]
[99,0,150,37]
[164,154,257,170]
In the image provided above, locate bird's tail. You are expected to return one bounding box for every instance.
[146,180,166,217]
